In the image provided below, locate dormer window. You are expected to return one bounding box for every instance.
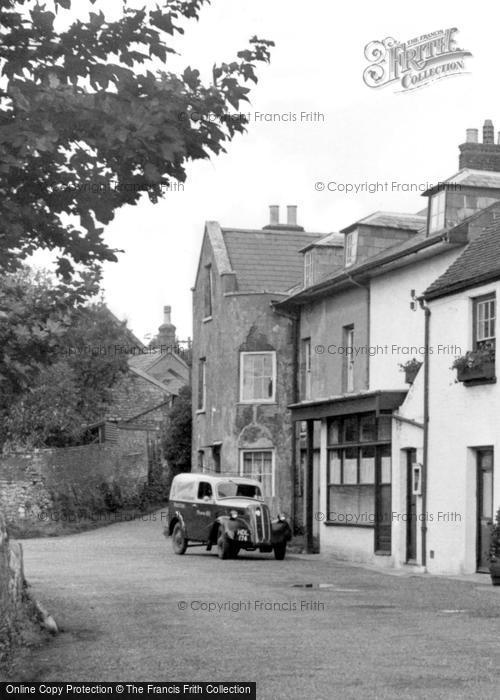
[429,190,446,233]
[345,230,358,267]
[304,250,314,286]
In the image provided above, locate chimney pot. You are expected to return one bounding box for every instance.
[483,119,494,144]
[287,205,298,227]
[466,128,478,143]
[269,205,279,226]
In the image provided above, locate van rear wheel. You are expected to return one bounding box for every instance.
[172,522,188,555]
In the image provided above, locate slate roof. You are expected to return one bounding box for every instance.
[128,366,171,393]
[221,227,321,293]
[341,211,427,234]
[424,218,500,299]
[281,228,456,305]
[299,231,344,252]
[441,168,500,189]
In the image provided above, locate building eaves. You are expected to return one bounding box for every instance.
[340,211,427,234]
[129,366,173,394]
[278,230,456,306]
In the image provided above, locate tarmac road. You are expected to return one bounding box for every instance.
[5,510,500,699]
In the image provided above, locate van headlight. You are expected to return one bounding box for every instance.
[278,513,287,522]
[230,509,238,519]
[255,508,261,517]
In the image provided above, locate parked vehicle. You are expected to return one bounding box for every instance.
[164,473,292,560]
[489,506,500,586]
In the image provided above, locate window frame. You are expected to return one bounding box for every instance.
[239,350,277,404]
[239,449,275,497]
[203,263,213,321]
[197,450,205,472]
[197,357,206,412]
[304,250,314,286]
[344,325,355,392]
[428,190,446,233]
[326,414,392,531]
[301,337,312,400]
[345,230,358,267]
[473,293,496,350]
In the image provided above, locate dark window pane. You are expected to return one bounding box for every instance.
[343,416,359,443]
[360,414,377,442]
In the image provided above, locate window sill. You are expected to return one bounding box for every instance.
[238,400,277,406]
[375,550,391,556]
[202,316,213,323]
[324,521,374,528]
[196,409,206,415]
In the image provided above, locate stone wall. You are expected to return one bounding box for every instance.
[0,512,36,663]
[0,427,150,531]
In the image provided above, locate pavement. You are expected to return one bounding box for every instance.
[4,510,500,699]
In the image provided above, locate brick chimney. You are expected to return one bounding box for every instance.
[459,120,500,172]
[263,204,304,231]
[158,305,176,349]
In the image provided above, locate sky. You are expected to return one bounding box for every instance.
[55,0,498,342]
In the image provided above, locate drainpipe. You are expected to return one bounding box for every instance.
[345,273,370,386]
[419,298,431,569]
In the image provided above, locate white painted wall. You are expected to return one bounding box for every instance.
[425,281,500,575]
[369,249,460,390]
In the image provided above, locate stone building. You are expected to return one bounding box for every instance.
[191,206,325,519]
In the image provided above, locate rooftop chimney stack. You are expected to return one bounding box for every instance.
[158,305,176,349]
[466,128,478,143]
[269,205,280,226]
[263,203,305,231]
[483,119,494,144]
[459,119,500,172]
[287,205,298,227]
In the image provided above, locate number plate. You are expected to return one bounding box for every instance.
[237,529,249,542]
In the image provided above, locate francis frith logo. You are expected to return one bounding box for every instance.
[363,28,472,92]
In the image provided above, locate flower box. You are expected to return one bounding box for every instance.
[453,349,496,384]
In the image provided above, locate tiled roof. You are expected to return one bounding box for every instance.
[424,218,500,298]
[128,352,163,374]
[341,211,427,233]
[221,228,320,292]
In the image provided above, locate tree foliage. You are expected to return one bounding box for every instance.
[0,268,132,449]
[0,0,274,290]
[162,384,192,475]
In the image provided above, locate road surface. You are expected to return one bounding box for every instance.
[6,510,500,699]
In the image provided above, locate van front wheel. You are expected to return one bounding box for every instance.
[273,542,286,560]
